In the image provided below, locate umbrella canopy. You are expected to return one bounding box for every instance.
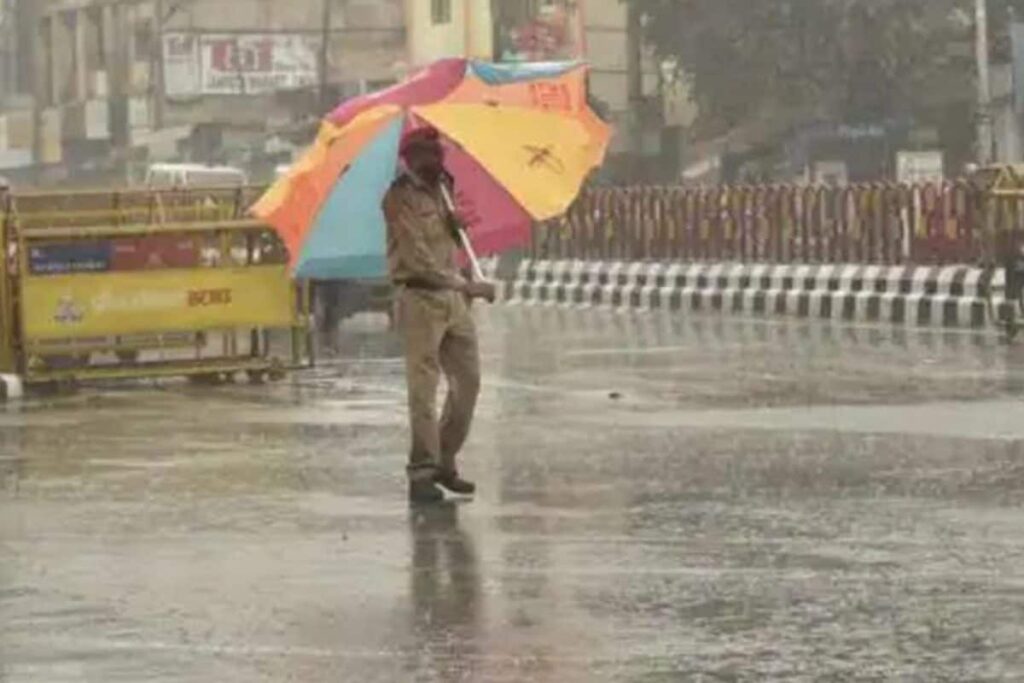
[251,59,611,280]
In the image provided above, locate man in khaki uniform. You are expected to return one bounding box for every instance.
[383,127,496,504]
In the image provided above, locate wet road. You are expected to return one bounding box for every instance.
[4,306,1024,681]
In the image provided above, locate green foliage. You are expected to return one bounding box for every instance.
[629,0,1012,137]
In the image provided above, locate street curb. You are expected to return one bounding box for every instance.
[481,257,998,330]
[492,305,994,353]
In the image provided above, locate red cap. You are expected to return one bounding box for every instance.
[399,126,441,157]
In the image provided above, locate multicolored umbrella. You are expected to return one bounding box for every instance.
[251,59,611,279]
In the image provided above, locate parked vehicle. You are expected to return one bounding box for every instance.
[145,163,248,188]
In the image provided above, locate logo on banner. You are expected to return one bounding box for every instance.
[53,296,84,326]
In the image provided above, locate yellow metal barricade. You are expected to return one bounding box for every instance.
[0,186,312,385]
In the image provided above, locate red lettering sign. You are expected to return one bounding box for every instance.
[209,39,273,73]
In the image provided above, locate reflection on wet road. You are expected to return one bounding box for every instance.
[4,307,1024,681]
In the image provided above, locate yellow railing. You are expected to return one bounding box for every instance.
[0,186,311,386]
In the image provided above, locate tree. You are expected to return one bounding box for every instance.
[631,0,987,139]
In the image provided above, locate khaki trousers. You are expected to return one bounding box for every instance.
[395,287,480,481]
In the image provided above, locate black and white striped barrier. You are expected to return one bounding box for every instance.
[480,258,998,329]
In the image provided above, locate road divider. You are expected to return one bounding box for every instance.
[481,256,1003,330]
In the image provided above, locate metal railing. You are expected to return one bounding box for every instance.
[532,182,991,266]
[0,185,311,385]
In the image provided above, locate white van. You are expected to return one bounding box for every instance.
[145,163,248,188]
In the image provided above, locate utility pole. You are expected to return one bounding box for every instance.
[975,0,994,165]
[464,0,473,58]
[574,0,588,60]
[319,0,332,111]
[0,0,23,100]
[31,2,46,183]
[626,1,644,180]
[153,0,167,130]
[0,0,10,100]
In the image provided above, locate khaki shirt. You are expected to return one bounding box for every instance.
[382,174,462,290]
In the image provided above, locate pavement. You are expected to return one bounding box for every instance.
[4,306,1024,681]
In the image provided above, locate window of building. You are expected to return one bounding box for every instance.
[431,0,451,25]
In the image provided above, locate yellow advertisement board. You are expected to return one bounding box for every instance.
[21,266,296,340]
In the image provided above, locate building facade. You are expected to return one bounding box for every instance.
[0,0,406,186]
[0,0,695,187]
[0,0,39,174]
[404,0,493,66]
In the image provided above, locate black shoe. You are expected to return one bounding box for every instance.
[436,471,476,496]
[409,479,445,504]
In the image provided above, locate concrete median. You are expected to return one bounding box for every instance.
[482,256,1008,330]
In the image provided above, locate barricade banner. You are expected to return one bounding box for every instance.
[29,242,113,274]
[21,265,294,340]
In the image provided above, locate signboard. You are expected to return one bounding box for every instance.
[495,2,579,62]
[21,266,295,340]
[29,236,200,274]
[896,151,944,184]
[163,33,319,96]
[29,242,112,275]
[111,236,199,271]
[163,34,202,97]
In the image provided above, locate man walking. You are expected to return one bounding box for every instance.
[383,127,496,504]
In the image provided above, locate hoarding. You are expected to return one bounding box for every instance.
[164,33,319,97]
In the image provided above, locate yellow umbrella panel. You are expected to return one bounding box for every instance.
[414,103,609,221]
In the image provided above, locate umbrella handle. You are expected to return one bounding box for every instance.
[439,182,486,282]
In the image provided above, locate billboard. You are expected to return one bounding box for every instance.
[164,33,319,96]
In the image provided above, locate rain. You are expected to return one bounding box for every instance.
[3,1,1024,681]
